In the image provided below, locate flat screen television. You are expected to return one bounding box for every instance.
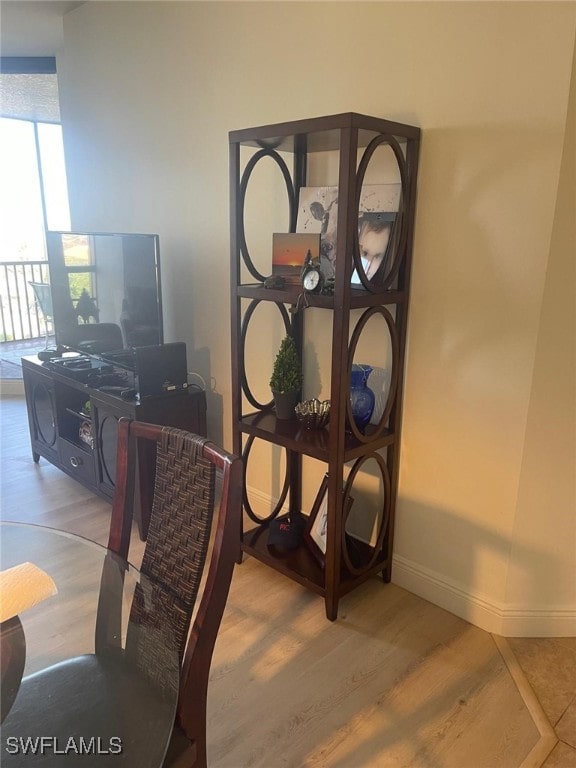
[45,231,163,356]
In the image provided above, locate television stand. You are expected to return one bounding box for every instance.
[21,354,207,538]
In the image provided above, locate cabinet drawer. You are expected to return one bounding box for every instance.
[58,439,96,485]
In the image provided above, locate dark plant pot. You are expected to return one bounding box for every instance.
[272,390,299,420]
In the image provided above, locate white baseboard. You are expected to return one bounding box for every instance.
[244,485,576,637]
[392,553,576,637]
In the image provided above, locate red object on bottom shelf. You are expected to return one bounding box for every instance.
[241,523,388,600]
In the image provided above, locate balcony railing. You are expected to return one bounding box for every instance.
[0,261,50,343]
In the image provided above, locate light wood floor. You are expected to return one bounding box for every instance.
[1,395,574,768]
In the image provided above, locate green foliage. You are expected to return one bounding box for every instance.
[270,335,302,394]
[68,274,92,301]
[64,247,93,301]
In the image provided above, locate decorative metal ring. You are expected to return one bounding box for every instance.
[239,149,296,283]
[242,435,290,523]
[346,306,399,443]
[341,452,391,576]
[240,299,292,410]
[353,134,409,293]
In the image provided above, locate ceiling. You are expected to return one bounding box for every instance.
[0,1,85,57]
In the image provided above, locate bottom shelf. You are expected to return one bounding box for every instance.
[241,522,388,599]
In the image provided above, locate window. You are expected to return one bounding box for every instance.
[0,58,71,260]
[0,117,70,262]
[0,59,71,342]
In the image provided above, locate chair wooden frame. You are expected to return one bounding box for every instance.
[1,420,241,768]
[107,418,243,768]
[0,616,26,724]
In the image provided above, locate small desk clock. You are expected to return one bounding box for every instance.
[300,249,324,293]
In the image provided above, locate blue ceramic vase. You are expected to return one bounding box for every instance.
[349,364,375,433]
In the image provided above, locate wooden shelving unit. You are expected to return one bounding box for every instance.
[229,112,420,620]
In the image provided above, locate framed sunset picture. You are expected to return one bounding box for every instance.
[272,232,321,285]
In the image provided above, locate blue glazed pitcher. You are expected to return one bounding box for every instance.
[349,364,375,433]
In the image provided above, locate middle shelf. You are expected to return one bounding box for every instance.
[239,410,395,461]
[235,283,407,309]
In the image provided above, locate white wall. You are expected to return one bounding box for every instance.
[504,38,576,634]
[57,1,576,635]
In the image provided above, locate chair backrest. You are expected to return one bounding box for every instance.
[59,321,124,352]
[29,283,53,320]
[106,418,242,765]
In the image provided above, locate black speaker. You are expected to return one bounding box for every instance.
[134,342,188,398]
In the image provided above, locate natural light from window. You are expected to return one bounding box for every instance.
[0,116,70,264]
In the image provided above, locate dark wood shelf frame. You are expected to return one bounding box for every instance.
[230,112,420,620]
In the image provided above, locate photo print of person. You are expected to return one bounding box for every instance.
[351,212,395,285]
[296,184,400,284]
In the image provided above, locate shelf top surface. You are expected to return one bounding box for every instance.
[235,283,406,308]
[229,112,420,152]
[239,410,394,461]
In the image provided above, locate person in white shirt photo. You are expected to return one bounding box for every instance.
[358,217,392,281]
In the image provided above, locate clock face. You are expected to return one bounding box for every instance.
[303,269,321,292]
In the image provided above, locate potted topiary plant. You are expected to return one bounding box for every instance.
[270,334,302,420]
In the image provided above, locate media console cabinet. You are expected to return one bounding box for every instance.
[21,354,207,536]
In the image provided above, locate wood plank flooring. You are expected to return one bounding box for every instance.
[1,394,573,768]
[210,567,538,768]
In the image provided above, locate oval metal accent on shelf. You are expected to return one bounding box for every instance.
[239,148,296,283]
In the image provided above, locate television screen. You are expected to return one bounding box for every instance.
[45,231,162,355]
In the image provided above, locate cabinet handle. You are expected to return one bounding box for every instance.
[70,456,83,469]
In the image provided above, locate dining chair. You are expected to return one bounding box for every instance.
[58,320,124,353]
[0,617,26,724]
[29,282,54,348]
[2,420,242,768]
[108,419,243,768]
